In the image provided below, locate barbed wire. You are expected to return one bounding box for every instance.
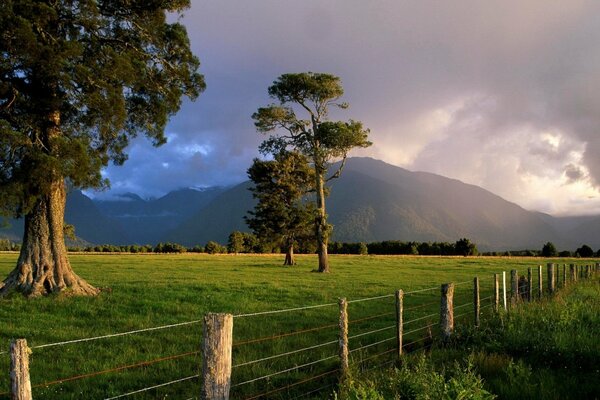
[232,354,337,388]
[404,299,438,311]
[32,319,203,350]
[454,301,474,310]
[349,311,395,325]
[28,350,199,390]
[233,340,337,369]
[241,368,339,400]
[404,286,439,295]
[233,302,337,318]
[348,324,395,340]
[347,293,394,304]
[349,336,395,354]
[233,322,338,347]
[403,322,436,337]
[103,374,199,400]
[404,312,438,326]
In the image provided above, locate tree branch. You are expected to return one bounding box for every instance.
[325,154,347,182]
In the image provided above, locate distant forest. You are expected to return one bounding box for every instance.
[1,237,597,258]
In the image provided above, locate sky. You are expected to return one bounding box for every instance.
[95,1,600,216]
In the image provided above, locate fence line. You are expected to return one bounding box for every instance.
[103,374,199,400]
[233,322,338,347]
[32,319,204,350]
[348,324,396,340]
[233,340,337,369]
[348,336,396,353]
[231,354,338,388]
[6,264,594,400]
[241,369,339,400]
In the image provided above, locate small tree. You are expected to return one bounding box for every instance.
[253,72,371,272]
[455,238,478,257]
[541,242,558,257]
[246,151,315,265]
[205,241,225,255]
[227,231,246,254]
[575,244,594,258]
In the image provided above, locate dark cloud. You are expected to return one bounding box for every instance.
[96,1,600,214]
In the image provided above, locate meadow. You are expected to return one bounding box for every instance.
[0,253,594,399]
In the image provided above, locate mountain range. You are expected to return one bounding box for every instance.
[1,157,598,251]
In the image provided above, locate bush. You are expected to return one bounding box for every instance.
[337,354,495,400]
[205,241,226,254]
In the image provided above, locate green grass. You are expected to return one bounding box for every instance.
[341,276,600,400]
[0,254,594,399]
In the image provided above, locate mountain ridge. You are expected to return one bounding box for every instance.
[1,157,598,250]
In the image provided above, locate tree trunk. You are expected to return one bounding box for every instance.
[0,179,99,297]
[315,171,329,273]
[283,243,295,266]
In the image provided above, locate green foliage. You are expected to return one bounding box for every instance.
[253,72,371,269]
[246,151,315,253]
[541,242,558,257]
[575,244,594,258]
[154,242,186,253]
[0,0,205,217]
[456,238,478,257]
[204,241,226,254]
[338,354,495,400]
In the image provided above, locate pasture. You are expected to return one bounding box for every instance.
[0,254,592,399]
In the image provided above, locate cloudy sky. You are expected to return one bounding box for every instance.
[96,1,600,216]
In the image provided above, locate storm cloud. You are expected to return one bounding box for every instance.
[96,1,600,215]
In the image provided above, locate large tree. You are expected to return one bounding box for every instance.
[246,151,315,266]
[0,1,205,297]
[253,73,371,272]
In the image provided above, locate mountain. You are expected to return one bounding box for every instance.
[166,157,569,250]
[2,158,598,250]
[0,190,128,244]
[165,182,254,246]
[94,187,226,244]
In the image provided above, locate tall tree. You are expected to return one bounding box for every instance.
[0,1,205,297]
[246,151,315,266]
[253,73,371,272]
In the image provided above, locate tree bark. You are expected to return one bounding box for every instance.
[0,181,99,297]
[283,243,295,266]
[315,171,329,273]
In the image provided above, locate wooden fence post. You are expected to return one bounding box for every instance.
[510,270,518,308]
[538,265,543,298]
[395,290,404,358]
[570,264,575,283]
[562,264,566,287]
[202,313,233,400]
[493,273,499,312]
[502,271,507,311]
[10,339,32,400]
[338,298,349,380]
[527,267,532,302]
[440,283,454,342]
[474,277,480,327]
[547,263,555,295]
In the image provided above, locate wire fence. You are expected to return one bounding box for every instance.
[2,263,594,399]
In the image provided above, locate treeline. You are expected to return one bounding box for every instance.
[2,236,599,257]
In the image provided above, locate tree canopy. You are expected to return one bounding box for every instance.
[246,151,315,265]
[252,72,371,272]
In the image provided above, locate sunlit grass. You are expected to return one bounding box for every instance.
[0,253,593,399]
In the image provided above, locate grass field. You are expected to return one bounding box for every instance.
[0,253,594,399]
